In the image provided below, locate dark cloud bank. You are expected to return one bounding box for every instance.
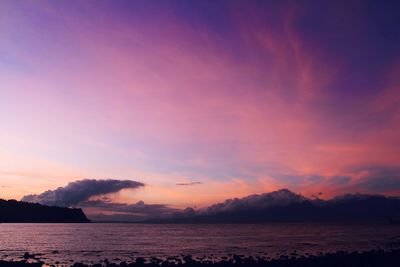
[165,189,400,223]
[21,178,400,223]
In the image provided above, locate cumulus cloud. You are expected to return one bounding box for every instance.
[21,179,144,207]
[199,189,306,215]
[169,189,400,223]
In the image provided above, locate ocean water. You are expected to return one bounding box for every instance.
[0,223,399,266]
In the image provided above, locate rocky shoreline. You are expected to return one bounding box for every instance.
[1,249,399,267]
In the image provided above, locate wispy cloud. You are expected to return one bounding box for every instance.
[176,182,203,186]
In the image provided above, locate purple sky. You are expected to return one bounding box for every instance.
[1,0,400,212]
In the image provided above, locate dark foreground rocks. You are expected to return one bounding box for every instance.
[1,249,400,267]
[0,260,43,267]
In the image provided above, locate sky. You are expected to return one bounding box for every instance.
[1,0,400,216]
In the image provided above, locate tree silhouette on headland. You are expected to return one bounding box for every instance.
[0,199,90,223]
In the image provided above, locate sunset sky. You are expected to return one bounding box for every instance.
[1,0,400,212]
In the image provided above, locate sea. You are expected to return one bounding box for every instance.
[0,223,399,266]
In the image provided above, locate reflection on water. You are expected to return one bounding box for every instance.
[0,223,399,266]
